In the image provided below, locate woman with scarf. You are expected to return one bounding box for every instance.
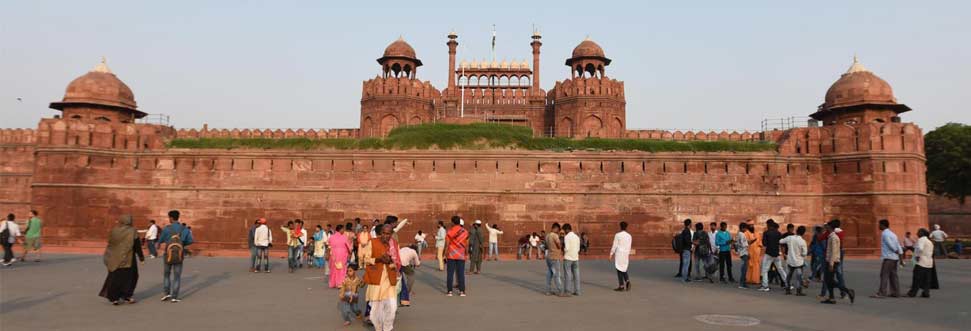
[328,224,352,288]
[99,215,145,305]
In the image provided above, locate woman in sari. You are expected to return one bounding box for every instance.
[328,224,352,288]
[745,221,762,285]
[99,215,145,305]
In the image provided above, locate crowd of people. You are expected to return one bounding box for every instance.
[2,207,960,329]
[672,218,944,304]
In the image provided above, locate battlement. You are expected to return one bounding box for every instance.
[34,118,173,150]
[0,128,38,144]
[362,76,441,100]
[775,122,924,155]
[625,129,760,142]
[550,77,625,99]
[174,127,361,139]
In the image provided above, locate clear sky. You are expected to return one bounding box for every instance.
[2,1,968,132]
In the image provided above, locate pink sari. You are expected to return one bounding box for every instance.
[327,232,351,288]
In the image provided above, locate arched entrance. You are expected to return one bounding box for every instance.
[581,115,603,138]
[380,114,399,137]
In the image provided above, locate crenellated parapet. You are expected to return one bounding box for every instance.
[175,127,360,139]
[550,77,625,100]
[361,75,441,100]
[0,128,38,144]
[34,118,173,151]
[625,129,759,142]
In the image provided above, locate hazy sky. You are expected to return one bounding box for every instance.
[2,1,968,132]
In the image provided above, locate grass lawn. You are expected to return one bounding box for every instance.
[168,123,776,153]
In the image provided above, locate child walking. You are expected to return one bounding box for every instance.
[338,266,363,326]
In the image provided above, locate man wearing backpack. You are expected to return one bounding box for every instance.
[157,210,193,303]
[1,214,22,266]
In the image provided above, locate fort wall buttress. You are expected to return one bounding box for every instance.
[0,128,37,218]
[775,122,927,249]
[550,77,626,138]
[360,76,441,137]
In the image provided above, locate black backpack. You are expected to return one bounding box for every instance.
[0,221,10,244]
[672,233,683,253]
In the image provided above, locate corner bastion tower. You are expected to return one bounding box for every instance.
[548,38,626,138]
[360,38,442,137]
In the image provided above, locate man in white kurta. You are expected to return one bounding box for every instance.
[609,221,632,291]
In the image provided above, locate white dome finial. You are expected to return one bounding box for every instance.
[92,56,112,73]
[845,54,868,74]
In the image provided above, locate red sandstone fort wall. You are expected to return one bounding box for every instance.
[0,118,930,257]
[0,128,36,218]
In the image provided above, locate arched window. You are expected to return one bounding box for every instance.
[499,76,509,86]
[510,76,519,86]
[520,76,530,86]
[584,63,597,78]
[391,63,402,77]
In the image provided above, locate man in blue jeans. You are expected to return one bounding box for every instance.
[562,223,581,296]
[735,222,751,288]
[157,210,193,303]
[679,219,694,282]
[444,216,468,296]
[545,223,566,296]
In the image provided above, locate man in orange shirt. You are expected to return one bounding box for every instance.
[444,216,469,297]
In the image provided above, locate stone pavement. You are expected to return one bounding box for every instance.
[1,254,968,331]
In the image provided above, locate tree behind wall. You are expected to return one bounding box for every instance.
[925,123,971,204]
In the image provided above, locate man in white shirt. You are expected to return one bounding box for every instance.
[529,233,541,259]
[435,221,446,271]
[399,244,420,306]
[908,228,935,298]
[2,214,22,266]
[929,224,948,257]
[142,220,159,258]
[779,226,808,296]
[485,223,504,261]
[253,218,272,273]
[610,221,632,291]
[562,224,581,296]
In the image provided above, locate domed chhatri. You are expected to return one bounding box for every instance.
[382,37,418,60]
[565,37,611,78]
[377,37,423,79]
[571,37,606,59]
[811,56,910,125]
[49,57,146,123]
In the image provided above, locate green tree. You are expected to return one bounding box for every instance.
[925,123,971,204]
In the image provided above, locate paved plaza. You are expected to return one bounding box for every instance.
[1,254,968,331]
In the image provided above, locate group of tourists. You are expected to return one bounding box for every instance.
[34,208,938,329]
[99,210,193,305]
[673,217,942,305]
[1,210,44,266]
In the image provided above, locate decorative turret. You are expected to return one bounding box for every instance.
[49,57,146,123]
[378,37,423,79]
[811,56,911,126]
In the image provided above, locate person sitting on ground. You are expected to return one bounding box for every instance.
[338,265,364,326]
[579,232,589,255]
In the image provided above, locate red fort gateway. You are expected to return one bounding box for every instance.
[0,33,928,256]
